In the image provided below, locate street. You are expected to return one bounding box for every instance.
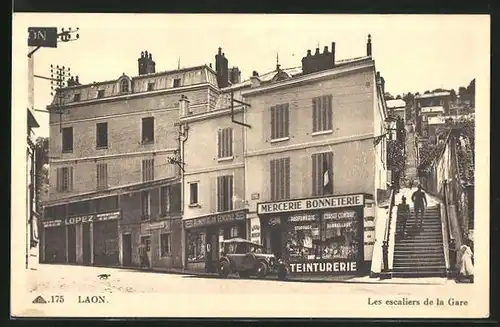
[28,264,465,295]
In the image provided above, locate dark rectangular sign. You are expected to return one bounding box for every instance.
[28,27,58,48]
[184,209,247,229]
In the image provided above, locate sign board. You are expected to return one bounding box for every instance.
[249,218,261,244]
[28,27,58,48]
[287,260,358,275]
[42,220,63,228]
[257,194,364,215]
[184,209,247,229]
[363,199,376,261]
[143,222,166,232]
[41,211,121,227]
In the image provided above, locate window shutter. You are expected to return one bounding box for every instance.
[227,175,233,211]
[312,154,318,196]
[68,167,73,191]
[228,128,233,157]
[284,103,289,138]
[312,98,317,133]
[151,159,155,180]
[284,157,290,199]
[217,176,223,212]
[328,95,333,130]
[56,168,62,192]
[217,129,222,158]
[270,160,276,201]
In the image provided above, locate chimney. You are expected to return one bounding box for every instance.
[331,42,336,66]
[229,67,241,84]
[179,95,190,117]
[138,50,156,75]
[367,34,372,57]
[323,46,329,54]
[252,71,259,77]
[215,47,229,88]
[250,74,261,88]
[315,47,320,55]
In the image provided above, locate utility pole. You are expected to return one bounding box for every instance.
[26,26,79,270]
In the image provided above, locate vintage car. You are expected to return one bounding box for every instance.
[218,238,288,280]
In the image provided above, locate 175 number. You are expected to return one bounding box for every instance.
[51,295,64,303]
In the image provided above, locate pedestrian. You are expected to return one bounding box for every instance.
[457,240,474,283]
[138,244,150,269]
[411,184,428,227]
[397,196,410,237]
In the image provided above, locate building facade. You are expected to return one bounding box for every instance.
[27,108,40,269]
[41,51,217,269]
[241,36,389,277]
[386,99,406,122]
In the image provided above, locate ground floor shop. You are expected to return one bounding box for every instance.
[40,210,121,266]
[183,209,248,272]
[119,218,183,269]
[256,193,375,276]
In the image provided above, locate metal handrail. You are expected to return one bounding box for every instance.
[443,179,457,276]
[382,185,396,272]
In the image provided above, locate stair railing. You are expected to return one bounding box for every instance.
[382,183,397,274]
[442,179,457,277]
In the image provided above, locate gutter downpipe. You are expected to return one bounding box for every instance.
[179,122,189,270]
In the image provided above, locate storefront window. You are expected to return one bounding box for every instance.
[322,210,360,260]
[282,210,361,261]
[187,230,206,262]
[285,213,321,261]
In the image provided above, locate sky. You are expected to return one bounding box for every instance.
[13,14,490,137]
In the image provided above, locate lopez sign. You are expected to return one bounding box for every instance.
[257,194,364,215]
[64,211,121,225]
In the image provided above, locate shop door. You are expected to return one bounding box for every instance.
[270,226,283,259]
[122,234,132,266]
[82,223,91,265]
[67,225,77,264]
[140,236,152,267]
[45,226,66,263]
[205,229,219,273]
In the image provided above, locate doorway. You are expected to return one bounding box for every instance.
[205,228,219,273]
[140,235,152,267]
[122,233,132,266]
[82,223,91,265]
[269,226,283,259]
[67,225,77,264]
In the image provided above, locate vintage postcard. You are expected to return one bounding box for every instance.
[11,13,490,318]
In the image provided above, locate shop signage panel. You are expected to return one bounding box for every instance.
[42,220,63,228]
[363,199,376,261]
[323,210,357,220]
[184,209,247,229]
[144,222,166,231]
[257,194,364,215]
[63,211,122,225]
[287,260,359,275]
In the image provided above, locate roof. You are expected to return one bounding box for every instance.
[428,114,474,125]
[386,99,406,109]
[415,91,451,99]
[421,106,445,114]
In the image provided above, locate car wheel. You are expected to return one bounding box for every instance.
[255,261,268,279]
[219,261,230,278]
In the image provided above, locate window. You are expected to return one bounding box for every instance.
[97,90,105,98]
[230,226,240,238]
[270,103,289,140]
[173,78,181,88]
[96,163,108,190]
[142,159,154,182]
[94,196,119,212]
[160,233,172,256]
[217,128,233,159]
[217,175,233,212]
[120,79,129,93]
[62,127,73,152]
[189,182,199,205]
[56,167,73,192]
[67,200,92,216]
[312,95,333,133]
[160,186,170,215]
[141,191,150,219]
[147,82,155,91]
[440,99,444,106]
[159,184,181,215]
[187,230,206,262]
[141,117,154,144]
[312,152,334,196]
[73,93,81,102]
[270,158,290,201]
[96,122,108,148]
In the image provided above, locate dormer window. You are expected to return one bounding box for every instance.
[148,82,155,91]
[120,79,130,93]
[97,90,105,98]
[173,78,181,88]
[73,93,81,102]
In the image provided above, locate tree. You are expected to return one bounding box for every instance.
[384,92,394,100]
[403,92,415,122]
[450,89,457,102]
[424,90,431,94]
[467,78,475,107]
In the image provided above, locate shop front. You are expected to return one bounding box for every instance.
[138,218,183,269]
[257,194,373,277]
[184,209,248,273]
[41,210,121,267]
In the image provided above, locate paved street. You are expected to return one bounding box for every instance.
[28,264,466,295]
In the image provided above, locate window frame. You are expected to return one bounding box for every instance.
[270,103,290,142]
[97,89,105,98]
[141,117,155,144]
[270,157,290,201]
[147,82,155,91]
[311,151,334,196]
[73,93,81,102]
[173,78,181,88]
[217,175,234,213]
[142,159,154,182]
[61,127,73,153]
[217,127,234,160]
[160,233,172,257]
[120,79,130,93]
[189,182,199,206]
[96,122,108,149]
[96,163,108,190]
[57,166,73,192]
[141,190,151,220]
[312,94,333,135]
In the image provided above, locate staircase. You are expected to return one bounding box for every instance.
[393,205,447,277]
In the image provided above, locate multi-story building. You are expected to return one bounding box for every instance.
[179,48,250,272]
[386,99,406,122]
[414,91,452,137]
[40,51,218,269]
[241,35,389,276]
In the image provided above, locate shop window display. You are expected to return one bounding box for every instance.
[284,210,361,261]
[187,230,206,262]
